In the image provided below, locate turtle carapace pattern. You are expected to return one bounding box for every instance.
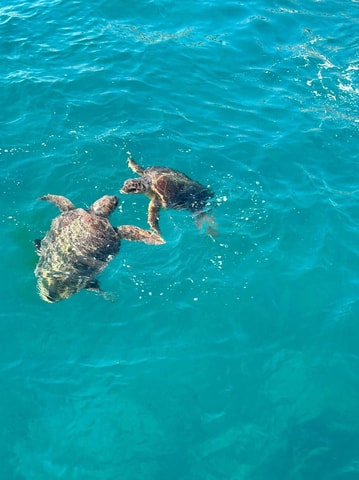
[120,157,216,235]
[34,194,164,303]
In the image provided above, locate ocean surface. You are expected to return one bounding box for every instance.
[1,0,359,478]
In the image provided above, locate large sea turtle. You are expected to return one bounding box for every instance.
[120,157,217,235]
[34,194,164,303]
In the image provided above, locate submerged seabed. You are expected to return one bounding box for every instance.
[1,0,359,479]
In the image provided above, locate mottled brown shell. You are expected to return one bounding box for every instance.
[35,208,120,302]
[144,167,214,211]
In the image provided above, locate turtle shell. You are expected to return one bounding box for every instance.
[35,208,119,302]
[144,167,214,211]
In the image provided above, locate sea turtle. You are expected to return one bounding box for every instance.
[120,157,217,235]
[34,194,164,303]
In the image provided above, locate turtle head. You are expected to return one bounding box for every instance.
[89,195,118,217]
[120,178,150,195]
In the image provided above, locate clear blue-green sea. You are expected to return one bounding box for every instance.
[1,0,359,478]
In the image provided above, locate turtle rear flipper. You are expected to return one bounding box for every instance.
[85,279,116,302]
[194,211,218,238]
[85,279,101,292]
[34,238,42,254]
[40,194,75,212]
[116,225,165,245]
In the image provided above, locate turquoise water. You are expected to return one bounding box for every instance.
[1,0,359,478]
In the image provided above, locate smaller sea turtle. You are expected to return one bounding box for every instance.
[120,157,217,235]
[34,194,164,303]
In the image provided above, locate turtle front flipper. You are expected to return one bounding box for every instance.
[147,197,162,235]
[40,194,75,212]
[116,225,165,245]
[127,157,145,175]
